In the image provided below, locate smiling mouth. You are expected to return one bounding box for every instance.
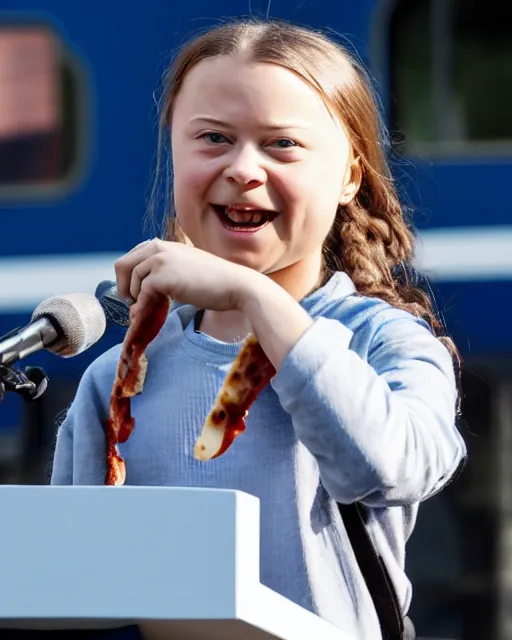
[211,204,278,232]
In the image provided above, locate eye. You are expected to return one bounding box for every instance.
[200,132,229,144]
[272,138,298,149]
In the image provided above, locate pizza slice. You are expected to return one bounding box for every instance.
[193,335,276,461]
[104,295,170,485]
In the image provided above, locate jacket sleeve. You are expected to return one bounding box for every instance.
[271,314,466,507]
[50,357,115,485]
[50,411,74,484]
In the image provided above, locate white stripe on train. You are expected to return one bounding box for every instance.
[1,226,512,313]
[0,252,120,313]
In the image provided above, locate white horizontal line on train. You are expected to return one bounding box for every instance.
[1,226,512,313]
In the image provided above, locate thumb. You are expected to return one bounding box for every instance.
[129,286,155,321]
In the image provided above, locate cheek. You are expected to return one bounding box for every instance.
[282,155,346,205]
[174,163,208,193]
[172,162,214,217]
[273,165,339,248]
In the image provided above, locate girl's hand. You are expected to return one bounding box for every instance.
[114,238,256,315]
[115,238,314,370]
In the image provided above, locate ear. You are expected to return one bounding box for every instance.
[339,157,362,206]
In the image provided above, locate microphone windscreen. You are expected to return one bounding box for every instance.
[31,293,107,357]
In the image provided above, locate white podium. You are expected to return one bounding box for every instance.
[0,486,354,639]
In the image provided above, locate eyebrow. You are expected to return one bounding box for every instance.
[189,116,310,131]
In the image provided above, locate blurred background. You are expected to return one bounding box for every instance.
[0,1,510,639]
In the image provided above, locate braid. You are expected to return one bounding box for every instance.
[324,195,461,389]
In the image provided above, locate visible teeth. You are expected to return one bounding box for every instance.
[225,206,266,225]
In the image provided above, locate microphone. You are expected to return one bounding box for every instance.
[95,280,131,327]
[0,293,107,367]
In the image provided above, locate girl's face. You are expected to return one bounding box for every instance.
[171,54,360,288]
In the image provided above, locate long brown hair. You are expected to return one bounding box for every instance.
[148,17,460,373]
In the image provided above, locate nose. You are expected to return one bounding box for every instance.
[222,145,267,188]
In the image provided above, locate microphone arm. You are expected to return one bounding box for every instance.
[0,318,59,367]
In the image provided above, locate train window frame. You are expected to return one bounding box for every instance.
[369,0,512,160]
[0,18,91,202]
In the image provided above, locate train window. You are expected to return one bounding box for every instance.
[0,24,85,195]
[389,0,512,154]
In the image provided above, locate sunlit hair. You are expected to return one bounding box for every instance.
[147,17,461,378]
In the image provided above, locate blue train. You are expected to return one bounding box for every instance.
[0,1,509,638]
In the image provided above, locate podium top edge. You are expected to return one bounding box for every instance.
[1,485,247,494]
[0,485,261,504]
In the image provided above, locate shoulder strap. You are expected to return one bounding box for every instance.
[193,304,404,638]
[338,502,405,640]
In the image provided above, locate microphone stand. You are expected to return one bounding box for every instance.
[0,364,49,404]
[0,364,48,483]
[0,326,49,404]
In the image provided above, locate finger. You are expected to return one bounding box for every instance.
[129,258,154,302]
[114,239,160,298]
[125,238,156,256]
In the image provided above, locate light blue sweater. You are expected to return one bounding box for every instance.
[51,272,466,638]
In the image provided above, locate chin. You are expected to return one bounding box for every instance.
[212,250,269,273]
[224,254,266,272]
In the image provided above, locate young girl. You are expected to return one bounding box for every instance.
[51,18,467,639]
